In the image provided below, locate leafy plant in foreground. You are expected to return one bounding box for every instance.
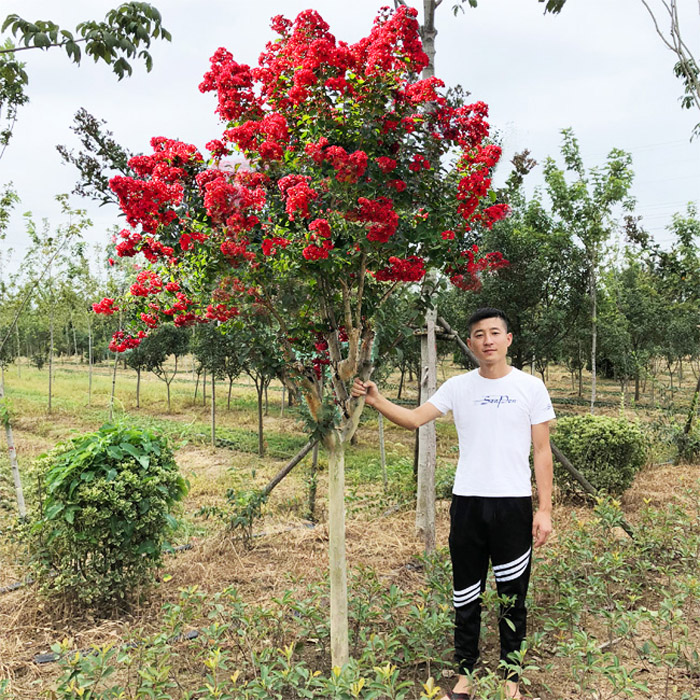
[28,422,188,607]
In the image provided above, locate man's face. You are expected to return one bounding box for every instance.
[466,316,512,366]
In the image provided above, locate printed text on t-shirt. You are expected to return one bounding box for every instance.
[475,395,517,407]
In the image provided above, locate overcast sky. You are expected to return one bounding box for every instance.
[1,0,699,272]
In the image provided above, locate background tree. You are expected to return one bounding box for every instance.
[234,316,287,458]
[442,166,587,377]
[540,0,700,138]
[544,128,635,412]
[0,3,170,158]
[136,324,190,412]
[20,197,91,412]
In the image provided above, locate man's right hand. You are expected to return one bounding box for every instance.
[351,378,379,407]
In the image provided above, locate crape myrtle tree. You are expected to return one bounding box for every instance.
[94,7,508,665]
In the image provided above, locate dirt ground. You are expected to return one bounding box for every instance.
[1,361,699,698]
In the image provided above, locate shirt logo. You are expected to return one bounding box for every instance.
[476,395,517,407]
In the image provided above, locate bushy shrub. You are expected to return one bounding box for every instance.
[674,423,700,464]
[30,422,188,607]
[552,414,647,496]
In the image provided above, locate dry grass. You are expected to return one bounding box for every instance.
[1,358,699,698]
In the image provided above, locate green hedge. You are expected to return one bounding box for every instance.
[29,423,188,607]
[552,414,646,496]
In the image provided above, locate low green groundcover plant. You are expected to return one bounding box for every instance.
[29,422,188,607]
[552,414,647,496]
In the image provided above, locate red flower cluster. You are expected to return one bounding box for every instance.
[311,333,331,379]
[352,6,428,77]
[93,297,119,315]
[402,76,445,106]
[205,303,240,322]
[350,197,398,242]
[110,176,182,235]
[375,255,426,282]
[303,139,370,183]
[447,245,509,291]
[302,239,334,260]
[199,47,260,122]
[140,312,159,329]
[179,231,208,251]
[225,113,290,161]
[129,137,203,180]
[309,218,332,239]
[197,169,266,229]
[261,236,291,256]
[408,154,431,172]
[221,238,255,264]
[375,157,397,174]
[130,270,163,297]
[109,330,146,353]
[278,174,318,220]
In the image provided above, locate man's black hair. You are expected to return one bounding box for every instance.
[467,307,511,334]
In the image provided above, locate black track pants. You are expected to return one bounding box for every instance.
[448,495,533,676]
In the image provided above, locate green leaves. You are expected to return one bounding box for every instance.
[552,414,647,497]
[0,3,171,155]
[29,422,188,607]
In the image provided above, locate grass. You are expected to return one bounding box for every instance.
[0,356,699,698]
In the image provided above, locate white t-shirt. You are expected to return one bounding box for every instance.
[427,368,555,497]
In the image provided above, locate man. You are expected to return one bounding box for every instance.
[351,307,554,700]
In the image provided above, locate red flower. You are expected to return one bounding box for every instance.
[93,297,119,315]
[386,179,407,192]
[375,156,397,174]
[309,218,332,239]
[375,255,425,282]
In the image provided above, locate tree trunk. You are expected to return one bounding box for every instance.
[1,380,26,519]
[681,375,700,438]
[378,412,387,492]
[202,367,207,405]
[280,384,285,417]
[228,378,233,410]
[72,317,79,358]
[308,442,319,521]
[48,313,54,414]
[136,368,141,409]
[211,371,216,447]
[589,265,597,414]
[257,380,265,457]
[325,429,349,667]
[397,362,405,400]
[578,365,583,399]
[87,324,93,406]
[416,306,437,554]
[15,325,20,378]
[109,354,118,422]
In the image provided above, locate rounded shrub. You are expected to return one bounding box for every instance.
[30,422,188,607]
[674,423,700,464]
[552,414,647,497]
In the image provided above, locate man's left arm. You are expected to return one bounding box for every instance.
[531,421,553,547]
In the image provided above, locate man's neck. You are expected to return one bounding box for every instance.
[478,362,512,380]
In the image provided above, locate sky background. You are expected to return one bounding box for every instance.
[1,0,699,272]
